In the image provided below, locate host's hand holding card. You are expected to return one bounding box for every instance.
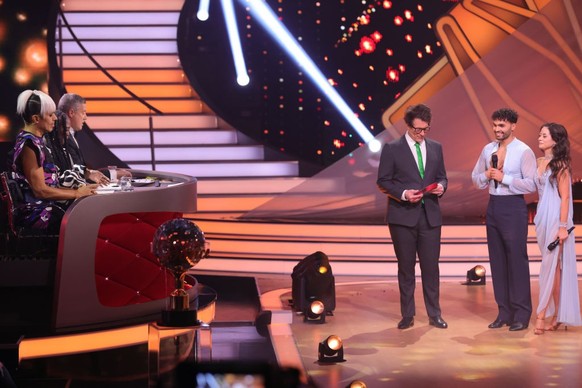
[421,182,443,196]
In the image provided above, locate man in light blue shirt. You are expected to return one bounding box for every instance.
[472,108,537,331]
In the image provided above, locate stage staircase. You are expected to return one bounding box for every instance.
[56,0,308,214]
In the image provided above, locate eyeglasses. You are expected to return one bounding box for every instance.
[411,125,430,134]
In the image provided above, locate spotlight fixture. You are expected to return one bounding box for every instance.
[462,265,486,286]
[318,335,345,363]
[346,381,367,388]
[291,251,335,322]
[304,299,326,323]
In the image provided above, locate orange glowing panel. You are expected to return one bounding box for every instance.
[85,99,204,114]
[18,323,206,361]
[63,69,186,83]
[67,84,194,99]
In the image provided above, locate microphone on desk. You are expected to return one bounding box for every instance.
[548,226,575,251]
[491,153,498,189]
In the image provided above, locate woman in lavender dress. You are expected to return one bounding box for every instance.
[533,123,582,334]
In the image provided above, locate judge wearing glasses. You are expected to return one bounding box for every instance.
[377,104,449,329]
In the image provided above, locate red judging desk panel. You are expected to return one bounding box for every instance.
[53,170,198,333]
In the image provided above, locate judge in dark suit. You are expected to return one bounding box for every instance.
[377,104,448,329]
[53,93,130,183]
[46,93,110,186]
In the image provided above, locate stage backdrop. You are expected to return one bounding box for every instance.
[243,0,582,224]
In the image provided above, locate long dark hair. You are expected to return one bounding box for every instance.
[45,110,74,171]
[542,122,571,184]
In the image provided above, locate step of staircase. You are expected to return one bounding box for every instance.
[129,161,299,178]
[186,220,564,277]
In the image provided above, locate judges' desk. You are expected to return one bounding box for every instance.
[53,170,207,333]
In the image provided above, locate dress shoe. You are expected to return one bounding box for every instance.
[428,315,448,329]
[488,319,510,329]
[509,322,528,331]
[397,317,414,329]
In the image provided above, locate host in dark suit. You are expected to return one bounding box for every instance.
[377,104,448,329]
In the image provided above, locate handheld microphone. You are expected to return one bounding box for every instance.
[547,226,575,251]
[491,154,498,189]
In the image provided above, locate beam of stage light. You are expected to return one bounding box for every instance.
[197,0,210,21]
[221,0,250,86]
[239,0,379,150]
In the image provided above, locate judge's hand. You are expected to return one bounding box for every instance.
[76,184,98,198]
[87,169,109,186]
[115,168,132,178]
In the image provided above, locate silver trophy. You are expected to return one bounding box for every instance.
[152,218,209,326]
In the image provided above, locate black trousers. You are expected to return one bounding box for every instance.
[486,195,532,324]
[389,209,442,318]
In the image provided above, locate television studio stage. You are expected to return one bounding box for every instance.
[2,0,582,387]
[2,168,582,388]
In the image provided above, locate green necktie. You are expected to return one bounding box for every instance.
[415,142,424,178]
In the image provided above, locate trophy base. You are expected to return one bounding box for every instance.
[159,309,200,327]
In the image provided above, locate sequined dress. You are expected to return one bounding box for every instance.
[10,131,69,231]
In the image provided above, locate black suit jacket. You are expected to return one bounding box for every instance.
[377,135,447,227]
[66,136,85,166]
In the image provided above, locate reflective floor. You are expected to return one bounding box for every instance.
[277,277,582,388]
